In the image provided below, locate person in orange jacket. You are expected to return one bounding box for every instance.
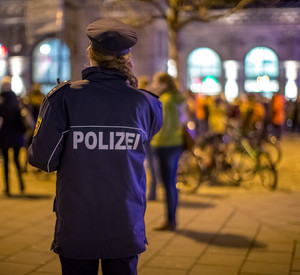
[271,94,285,139]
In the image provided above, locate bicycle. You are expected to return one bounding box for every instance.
[176,132,240,193]
[176,122,280,192]
[221,124,278,190]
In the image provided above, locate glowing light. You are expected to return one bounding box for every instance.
[56,9,63,28]
[187,121,196,130]
[176,182,184,190]
[188,47,222,95]
[0,60,7,76]
[286,119,293,128]
[224,60,239,101]
[225,80,238,101]
[12,75,24,95]
[255,75,272,92]
[10,56,23,75]
[40,44,51,55]
[167,59,177,78]
[9,56,25,95]
[245,47,279,78]
[0,45,7,58]
[285,80,297,100]
[284,60,299,100]
[202,76,221,94]
[190,82,201,93]
[188,48,221,75]
[244,79,279,93]
[224,60,238,79]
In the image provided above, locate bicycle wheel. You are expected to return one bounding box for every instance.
[259,167,278,190]
[257,152,278,190]
[176,150,201,193]
[260,137,281,166]
[225,149,255,183]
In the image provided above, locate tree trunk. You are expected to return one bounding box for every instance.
[166,2,180,81]
[167,24,179,82]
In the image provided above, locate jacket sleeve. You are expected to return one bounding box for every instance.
[148,98,163,140]
[28,96,68,173]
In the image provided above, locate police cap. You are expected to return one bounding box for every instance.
[86,19,137,56]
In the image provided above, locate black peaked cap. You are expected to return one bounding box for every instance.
[86,19,137,55]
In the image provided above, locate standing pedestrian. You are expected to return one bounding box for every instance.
[271,93,285,139]
[22,83,44,172]
[0,76,26,196]
[28,19,162,275]
[138,76,159,201]
[151,72,185,231]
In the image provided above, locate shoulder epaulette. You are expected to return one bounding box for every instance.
[70,79,89,89]
[139,89,159,98]
[47,80,70,98]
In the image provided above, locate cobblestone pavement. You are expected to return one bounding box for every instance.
[0,133,300,275]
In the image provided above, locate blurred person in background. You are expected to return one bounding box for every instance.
[270,93,285,139]
[240,94,265,137]
[0,76,26,196]
[184,90,196,124]
[24,83,45,121]
[207,94,227,135]
[292,93,300,132]
[285,98,296,132]
[21,83,43,172]
[138,75,159,201]
[151,72,185,231]
[195,93,209,137]
[227,97,240,127]
[250,94,265,132]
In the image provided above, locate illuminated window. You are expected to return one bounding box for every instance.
[244,47,279,94]
[33,38,71,94]
[224,60,239,101]
[187,47,222,94]
[0,44,8,84]
[284,61,299,100]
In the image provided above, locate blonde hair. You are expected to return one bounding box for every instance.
[154,72,179,94]
[1,76,12,92]
[88,46,138,88]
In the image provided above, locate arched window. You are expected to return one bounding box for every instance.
[0,44,8,85]
[244,47,279,95]
[33,38,71,94]
[187,47,222,94]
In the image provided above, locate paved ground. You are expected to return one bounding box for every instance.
[0,133,300,275]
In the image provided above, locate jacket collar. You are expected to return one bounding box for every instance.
[82,66,127,81]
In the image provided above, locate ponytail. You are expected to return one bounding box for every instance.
[88,46,138,88]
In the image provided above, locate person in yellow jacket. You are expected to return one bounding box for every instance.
[207,95,227,135]
[151,72,185,231]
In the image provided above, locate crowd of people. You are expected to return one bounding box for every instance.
[1,72,299,207]
[184,91,292,141]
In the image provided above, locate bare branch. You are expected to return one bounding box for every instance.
[177,0,258,30]
[148,0,167,19]
[230,0,258,13]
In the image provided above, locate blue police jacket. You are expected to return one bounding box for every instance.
[28,66,162,259]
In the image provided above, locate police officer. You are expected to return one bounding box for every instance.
[28,19,162,275]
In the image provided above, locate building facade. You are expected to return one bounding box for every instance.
[0,1,300,100]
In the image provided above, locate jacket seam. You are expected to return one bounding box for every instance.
[47,130,69,172]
